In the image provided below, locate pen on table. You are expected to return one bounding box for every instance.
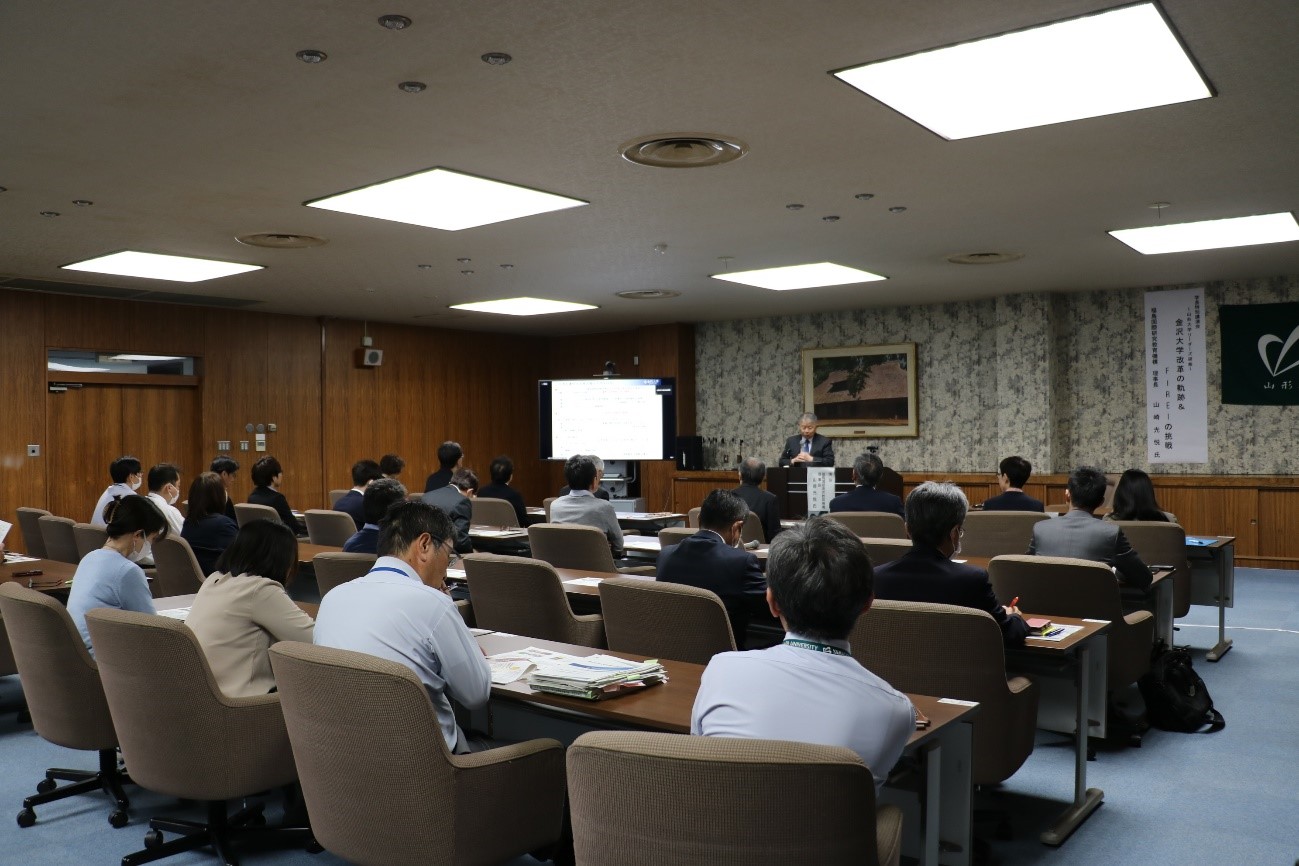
[1010,596,1019,608]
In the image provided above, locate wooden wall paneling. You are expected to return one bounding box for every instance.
[632,324,695,512]
[201,310,268,508]
[1257,489,1299,559]
[119,386,203,492]
[43,295,205,356]
[46,386,125,523]
[1148,482,1258,557]
[264,315,324,512]
[0,290,47,549]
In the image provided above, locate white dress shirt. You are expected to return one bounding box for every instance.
[146,491,186,538]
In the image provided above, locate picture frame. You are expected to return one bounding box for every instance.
[801,342,918,438]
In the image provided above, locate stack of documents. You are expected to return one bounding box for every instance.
[488,646,666,699]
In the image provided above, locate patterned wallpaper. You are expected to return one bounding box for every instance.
[695,275,1299,475]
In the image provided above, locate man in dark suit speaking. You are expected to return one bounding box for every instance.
[874,481,1029,645]
[778,413,835,467]
[656,489,767,646]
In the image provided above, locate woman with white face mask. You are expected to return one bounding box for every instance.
[67,496,168,656]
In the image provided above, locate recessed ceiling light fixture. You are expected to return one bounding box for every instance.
[63,251,263,282]
[450,297,597,316]
[616,289,681,300]
[833,2,1212,140]
[711,262,886,291]
[305,167,587,231]
[378,14,412,30]
[296,49,327,64]
[236,232,327,249]
[481,52,512,66]
[398,81,427,93]
[621,135,747,168]
[1108,212,1299,255]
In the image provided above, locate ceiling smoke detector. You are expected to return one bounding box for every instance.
[236,233,328,249]
[615,289,682,300]
[620,135,747,168]
[945,251,1024,265]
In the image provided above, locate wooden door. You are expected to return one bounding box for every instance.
[45,384,202,522]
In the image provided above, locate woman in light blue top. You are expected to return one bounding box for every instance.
[67,495,168,654]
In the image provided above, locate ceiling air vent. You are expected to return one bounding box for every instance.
[620,135,747,168]
[616,290,681,300]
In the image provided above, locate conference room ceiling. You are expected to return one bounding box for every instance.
[2,1,1297,335]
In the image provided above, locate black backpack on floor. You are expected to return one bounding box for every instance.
[1138,644,1225,733]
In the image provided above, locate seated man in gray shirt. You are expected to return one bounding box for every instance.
[691,517,916,792]
[1029,465,1151,590]
[314,500,491,754]
[549,454,624,558]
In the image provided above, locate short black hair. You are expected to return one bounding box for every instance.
[904,482,968,548]
[215,520,299,587]
[147,463,179,493]
[739,457,766,485]
[698,489,748,531]
[1067,466,1108,511]
[379,454,405,476]
[999,455,1032,488]
[362,478,408,525]
[450,468,479,492]
[489,455,514,486]
[251,455,283,488]
[104,495,169,541]
[185,472,228,524]
[564,454,597,491]
[377,499,453,558]
[436,441,463,469]
[211,456,240,476]
[110,456,142,484]
[765,517,872,641]
[351,459,382,487]
[853,453,883,487]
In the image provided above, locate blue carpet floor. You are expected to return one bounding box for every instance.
[0,568,1294,864]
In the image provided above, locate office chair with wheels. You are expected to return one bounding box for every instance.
[599,578,735,664]
[72,523,109,561]
[859,537,911,567]
[302,509,355,547]
[528,523,655,575]
[0,583,132,829]
[85,608,309,865]
[312,552,376,598]
[961,511,1051,558]
[269,641,565,866]
[567,731,902,866]
[657,526,695,548]
[16,507,51,558]
[149,536,206,598]
[37,515,80,564]
[470,497,520,528]
[463,553,605,647]
[327,489,349,508]
[233,503,282,528]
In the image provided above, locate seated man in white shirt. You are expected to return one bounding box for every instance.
[91,455,144,527]
[145,463,186,538]
[691,517,917,792]
[549,454,624,558]
[313,499,492,754]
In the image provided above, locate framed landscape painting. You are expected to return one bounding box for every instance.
[801,343,918,437]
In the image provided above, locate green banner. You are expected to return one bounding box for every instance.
[1220,302,1299,405]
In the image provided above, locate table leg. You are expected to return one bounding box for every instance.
[1040,642,1103,846]
[921,740,940,866]
[1206,543,1233,661]
[1155,577,1174,647]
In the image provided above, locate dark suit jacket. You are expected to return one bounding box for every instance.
[980,490,1045,512]
[558,485,610,501]
[334,489,366,530]
[873,546,1030,644]
[248,486,304,536]
[424,468,453,493]
[655,530,767,645]
[829,485,905,517]
[778,433,835,467]
[731,482,781,543]
[421,486,474,554]
[1029,509,1151,590]
[342,525,378,554]
[181,514,239,577]
[222,498,237,522]
[476,482,528,526]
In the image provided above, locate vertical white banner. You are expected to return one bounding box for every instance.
[805,467,836,514]
[1146,288,1208,463]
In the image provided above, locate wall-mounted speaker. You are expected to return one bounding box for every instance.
[355,347,384,368]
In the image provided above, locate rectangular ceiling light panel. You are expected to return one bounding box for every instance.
[1109,212,1299,254]
[306,167,588,231]
[834,3,1212,140]
[710,261,886,291]
[449,297,598,316]
[63,251,263,282]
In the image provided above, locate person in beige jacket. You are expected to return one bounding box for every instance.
[185,520,314,697]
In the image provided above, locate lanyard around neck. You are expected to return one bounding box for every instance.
[783,638,848,656]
